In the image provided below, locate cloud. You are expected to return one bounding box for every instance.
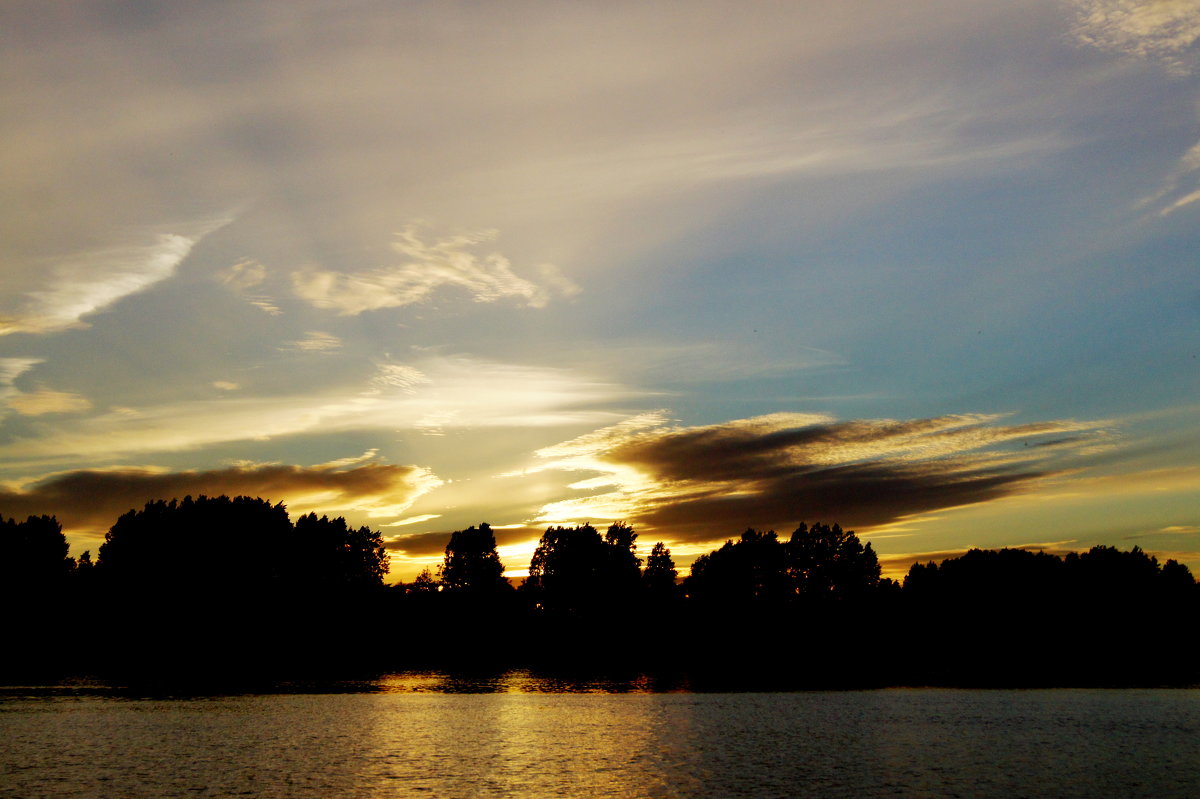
[528,412,1109,545]
[218,258,283,315]
[218,258,267,291]
[1136,140,1200,216]
[370,363,431,393]
[1071,0,1200,73]
[384,524,541,558]
[291,224,577,314]
[280,331,343,352]
[0,358,40,406]
[0,216,230,336]
[0,358,91,416]
[1126,523,1200,538]
[0,456,442,537]
[0,357,632,468]
[7,388,92,416]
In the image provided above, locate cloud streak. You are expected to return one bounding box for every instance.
[7,388,92,417]
[529,412,1109,545]
[0,216,230,336]
[0,456,442,537]
[0,357,632,468]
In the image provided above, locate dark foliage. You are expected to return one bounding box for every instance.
[97,495,293,592]
[0,514,73,593]
[291,512,390,591]
[439,523,509,594]
[899,545,1198,685]
[685,522,882,603]
[2,498,1196,687]
[524,522,646,613]
[642,541,679,600]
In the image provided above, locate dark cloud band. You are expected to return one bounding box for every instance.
[0,460,437,534]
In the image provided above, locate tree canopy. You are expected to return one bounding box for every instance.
[4,497,1197,685]
[97,495,388,594]
[439,523,508,594]
[0,514,73,594]
[524,522,651,612]
[685,523,883,603]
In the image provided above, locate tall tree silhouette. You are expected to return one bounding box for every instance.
[642,541,678,600]
[525,524,606,612]
[603,522,642,602]
[524,522,650,612]
[439,523,508,594]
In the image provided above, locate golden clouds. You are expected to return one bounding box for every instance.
[530,412,1109,544]
[0,358,630,467]
[0,457,441,536]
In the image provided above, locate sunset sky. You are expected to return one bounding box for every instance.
[2,0,1198,581]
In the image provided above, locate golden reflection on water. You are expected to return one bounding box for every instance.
[344,673,701,796]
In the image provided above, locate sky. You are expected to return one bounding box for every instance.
[2,0,1199,582]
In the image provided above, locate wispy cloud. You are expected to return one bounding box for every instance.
[0,455,442,537]
[369,363,431,393]
[280,331,343,353]
[292,224,578,315]
[1138,140,1200,216]
[0,357,632,468]
[218,258,283,315]
[384,524,540,558]
[1071,0,1200,74]
[1126,523,1200,538]
[0,216,231,336]
[6,388,92,417]
[0,358,40,406]
[0,358,91,417]
[527,412,1109,545]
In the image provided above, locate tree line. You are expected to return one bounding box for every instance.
[2,495,1196,687]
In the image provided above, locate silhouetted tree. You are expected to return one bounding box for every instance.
[523,522,651,612]
[291,513,389,591]
[97,496,389,596]
[642,541,678,599]
[525,524,608,612]
[1160,558,1196,594]
[686,529,790,603]
[787,522,882,597]
[408,567,440,593]
[0,514,72,594]
[98,495,293,592]
[603,522,642,602]
[439,523,508,594]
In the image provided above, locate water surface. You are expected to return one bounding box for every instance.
[3,677,1197,798]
